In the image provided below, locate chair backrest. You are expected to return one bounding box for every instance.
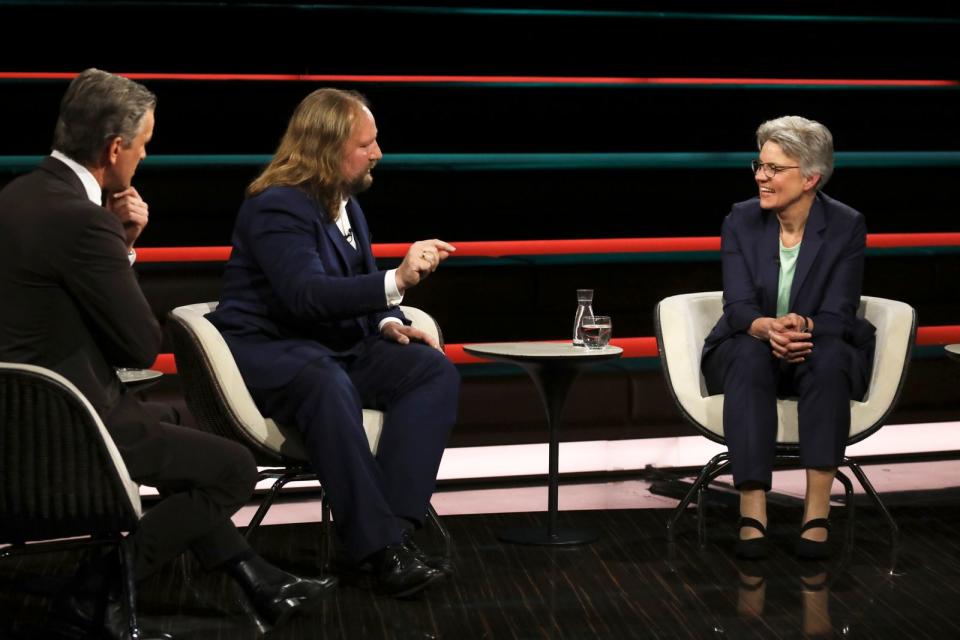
[167,302,307,466]
[654,292,916,445]
[0,363,140,544]
[168,303,443,463]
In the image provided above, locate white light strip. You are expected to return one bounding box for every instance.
[139,420,960,496]
[435,420,960,481]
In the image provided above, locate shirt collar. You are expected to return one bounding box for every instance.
[50,150,102,206]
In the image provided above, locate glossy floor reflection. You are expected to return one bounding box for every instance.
[3,463,960,639]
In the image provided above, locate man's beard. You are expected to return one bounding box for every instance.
[344,170,374,196]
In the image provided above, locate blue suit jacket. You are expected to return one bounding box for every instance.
[208,186,406,389]
[703,192,875,361]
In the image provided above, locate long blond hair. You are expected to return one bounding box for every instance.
[247,88,369,220]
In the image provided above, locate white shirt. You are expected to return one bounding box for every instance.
[50,150,137,266]
[335,199,403,331]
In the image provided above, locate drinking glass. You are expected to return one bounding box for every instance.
[580,315,612,349]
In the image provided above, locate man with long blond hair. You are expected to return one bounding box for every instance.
[209,88,459,597]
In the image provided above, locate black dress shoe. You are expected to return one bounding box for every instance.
[375,544,444,598]
[227,554,336,628]
[401,530,454,577]
[734,517,768,560]
[795,518,831,560]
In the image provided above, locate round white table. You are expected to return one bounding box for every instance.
[946,344,960,363]
[462,342,623,545]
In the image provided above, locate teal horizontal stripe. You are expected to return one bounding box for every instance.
[1,2,954,25]
[3,151,960,173]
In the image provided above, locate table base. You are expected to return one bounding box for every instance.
[496,526,600,546]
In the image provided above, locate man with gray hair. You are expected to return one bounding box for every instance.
[0,69,333,639]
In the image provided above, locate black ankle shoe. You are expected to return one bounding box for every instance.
[401,530,454,577]
[795,518,831,560]
[374,544,444,598]
[734,517,768,560]
[228,554,336,628]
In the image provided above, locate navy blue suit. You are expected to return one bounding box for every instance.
[209,186,459,561]
[701,193,875,489]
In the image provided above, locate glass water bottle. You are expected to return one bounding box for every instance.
[573,289,594,346]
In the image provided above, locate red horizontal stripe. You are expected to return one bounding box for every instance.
[917,326,960,346]
[1,72,955,87]
[150,329,959,374]
[866,232,960,248]
[135,233,960,263]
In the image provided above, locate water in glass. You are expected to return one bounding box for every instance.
[581,316,612,349]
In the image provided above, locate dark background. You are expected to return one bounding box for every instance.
[1,1,958,446]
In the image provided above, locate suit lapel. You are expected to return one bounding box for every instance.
[322,204,353,273]
[760,210,780,316]
[789,196,826,310]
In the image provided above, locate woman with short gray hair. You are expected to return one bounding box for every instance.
[701,115,875,560]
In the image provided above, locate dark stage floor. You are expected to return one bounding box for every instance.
[3,475,960,639]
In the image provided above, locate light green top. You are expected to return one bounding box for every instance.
[777,239,802,317]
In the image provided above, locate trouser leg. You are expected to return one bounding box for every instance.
[123,422,257,580]
[791,334,869,469]
[252,358,401,562]
[703,334,779,490]
[348,340,460,525]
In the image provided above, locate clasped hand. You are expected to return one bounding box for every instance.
[768,312,812,363]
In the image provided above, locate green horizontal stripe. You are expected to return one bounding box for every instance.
[3,151,960,173]
[2,2,954,25]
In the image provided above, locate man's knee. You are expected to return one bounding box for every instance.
[215,438,258,501]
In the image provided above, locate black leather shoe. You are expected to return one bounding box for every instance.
[375,544,444,598]
[795,518,831,560]
[228,554,336,628]
[401,530,454,577]
[734,517,768,560]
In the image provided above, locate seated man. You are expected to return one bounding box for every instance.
[0,69,333,639]
[209,88,460,598]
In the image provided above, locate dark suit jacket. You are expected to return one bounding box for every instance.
[208,186,406,390]
[703,192,875,361]
[0,157,161,417]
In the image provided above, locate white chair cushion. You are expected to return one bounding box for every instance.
[170,302,447,459]
[657,292,914,444]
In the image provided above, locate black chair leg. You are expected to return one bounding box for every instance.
[118,539,142,640]
[844,457,899,545]
[426,502,452,560]
[667,451,729,542]
[245,471,315,539]
[321,491,332,570]
[695,460,731,547]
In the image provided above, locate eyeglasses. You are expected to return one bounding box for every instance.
[751,160,800,178]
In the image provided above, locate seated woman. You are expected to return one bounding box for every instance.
[701,115,875,559]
